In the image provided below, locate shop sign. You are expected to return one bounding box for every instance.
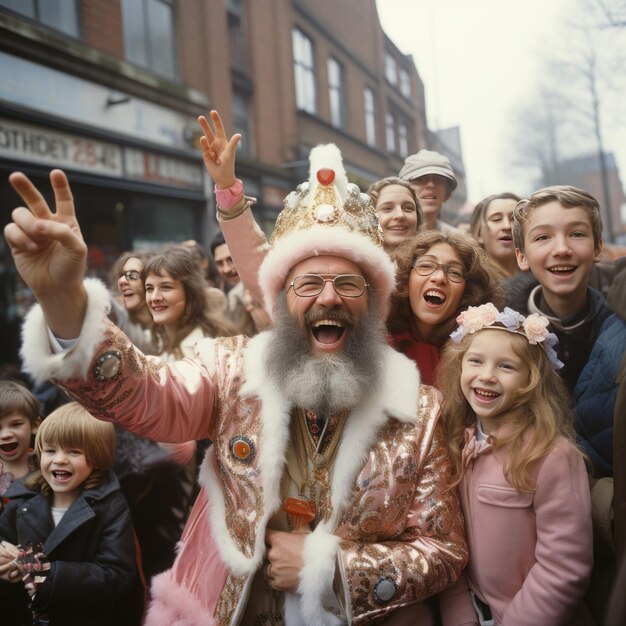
[124,147,203,189]
[0,118,123,176]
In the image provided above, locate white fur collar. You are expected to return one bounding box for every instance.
[20,278,111,384]
[241,330,420,530]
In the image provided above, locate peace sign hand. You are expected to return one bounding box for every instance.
[198,110,241,189]
[4,169,88,338]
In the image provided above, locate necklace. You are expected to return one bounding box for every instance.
[282,408,347,530]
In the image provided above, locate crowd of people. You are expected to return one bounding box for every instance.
[0,108,623,625]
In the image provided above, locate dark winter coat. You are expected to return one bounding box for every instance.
[0,471,144,626]
[574,312,626,477]
[574,257,626,478]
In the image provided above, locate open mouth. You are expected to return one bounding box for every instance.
[548,265,576,276]
[0,442,19,454]
[424,290,446,305]
[473,388,500,401]
[311,319,346,344]
[51,470,73,481]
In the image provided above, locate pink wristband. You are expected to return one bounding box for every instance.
[215,179,244,211]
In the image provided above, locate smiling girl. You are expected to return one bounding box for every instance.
[0,403,143,625]
[143,245,235,360]
[367,176,424,250]
[438,304,592,626]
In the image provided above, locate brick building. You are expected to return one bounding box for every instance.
[0,0,455,365]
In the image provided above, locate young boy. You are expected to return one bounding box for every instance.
[0,402,144,625]
[512,185,612,389]
[0,380,40,509]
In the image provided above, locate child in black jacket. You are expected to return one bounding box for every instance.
[0,402,143,626]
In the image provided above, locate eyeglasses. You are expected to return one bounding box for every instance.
[288,274,370,298]
[412,259,466,283]
[120,270,141,281]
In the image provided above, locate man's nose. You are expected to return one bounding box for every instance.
[315,280,342,307]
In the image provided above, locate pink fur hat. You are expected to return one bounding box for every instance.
[258,144,395,320]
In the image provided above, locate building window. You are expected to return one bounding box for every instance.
[364,88,376,146]
[384,52,397,86]
[293,28,316,113]
[386,113,396,153]
[233,91,254,157]
[121,0,177,79]
[398,122,409,157]
[399,68,411,98]
[0,0,79,37]
[327,57,345,128]
[227,0,249,70]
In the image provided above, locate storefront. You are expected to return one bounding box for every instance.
[0,53,209,367]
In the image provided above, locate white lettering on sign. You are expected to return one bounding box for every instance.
[0,119,123,175]
[124,147,203,189]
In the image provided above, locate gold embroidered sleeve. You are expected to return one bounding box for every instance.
[336,423,468,624]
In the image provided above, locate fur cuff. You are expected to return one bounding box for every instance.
[20,278,111,384]
[146,571,215,626]
[293,527,343,626]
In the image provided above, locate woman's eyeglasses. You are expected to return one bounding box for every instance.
[411,259,466,283]
[120,271,141,281]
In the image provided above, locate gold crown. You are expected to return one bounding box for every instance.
[270,145,384,247]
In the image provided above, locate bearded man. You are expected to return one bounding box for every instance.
[4,120,467,625]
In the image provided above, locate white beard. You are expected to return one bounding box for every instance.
[264,293,386,417]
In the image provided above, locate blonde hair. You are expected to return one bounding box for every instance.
[438,328,579,491]
[512,185,603,254]
[29,402,116,494]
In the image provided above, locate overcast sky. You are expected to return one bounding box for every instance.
[377,0,626,204]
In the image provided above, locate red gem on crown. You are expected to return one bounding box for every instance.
[317,168,335,186]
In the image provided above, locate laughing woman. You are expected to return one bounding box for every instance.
[387,231,504,385]
[143,245,235,360]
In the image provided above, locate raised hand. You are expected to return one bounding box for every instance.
[197,110,241,189]
[4,169,88,338]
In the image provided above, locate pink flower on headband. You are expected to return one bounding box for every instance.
[522,314,550,344]
[449,304,564,369]
[456,303,499,333]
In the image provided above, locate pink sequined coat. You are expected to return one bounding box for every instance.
[21,280,467,626]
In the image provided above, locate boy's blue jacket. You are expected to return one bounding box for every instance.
[574,312,626,477]
[0,470,143,625]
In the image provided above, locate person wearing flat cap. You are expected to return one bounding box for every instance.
[399,149,462,234]
[4,111,467,626]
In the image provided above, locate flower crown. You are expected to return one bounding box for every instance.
[450,303,563,369]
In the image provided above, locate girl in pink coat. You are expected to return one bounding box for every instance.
[438,304,593,626]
